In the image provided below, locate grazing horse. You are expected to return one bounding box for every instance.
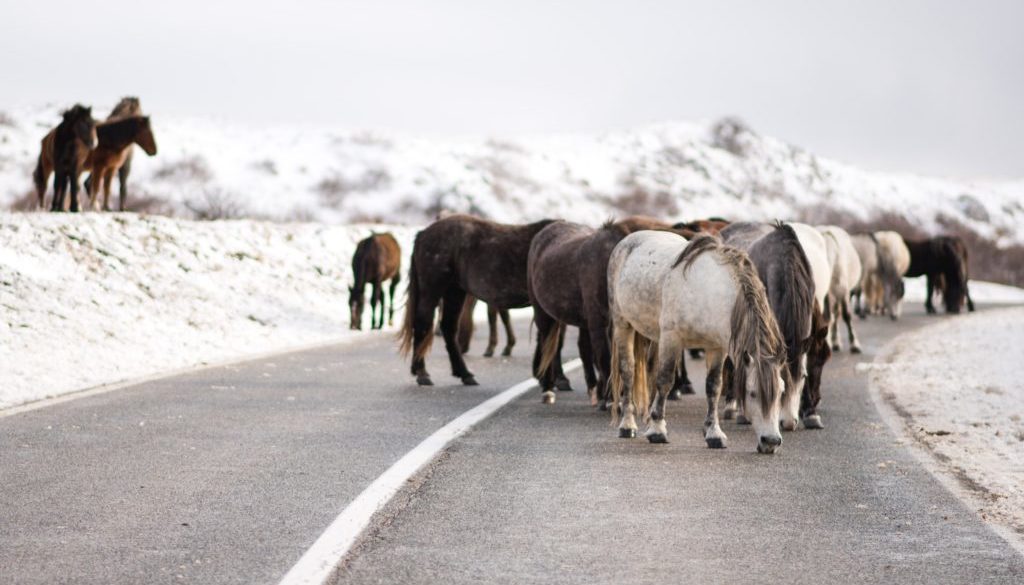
[873,231,911,320]
[608,232,786,453]
[719,222,826,432]
[850,234,883,317]
[529,217,696,406]
[32,105,98,212]
[817,225,864,352]
[455,296,516,357]
[903,235,974,314]
[349,232,401,330]
[399,215,556,386]
[85,116,158,211]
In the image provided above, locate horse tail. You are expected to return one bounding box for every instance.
[942,238,967,313]
[610,327,652,424]
[537,320,566,380]
[398,254,431,359]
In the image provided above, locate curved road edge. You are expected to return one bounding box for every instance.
[866,306,1024,557]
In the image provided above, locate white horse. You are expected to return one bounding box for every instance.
[608,231,786,453]
[873,230,911,320]
[850,234,881,317]
[818,225,864,352]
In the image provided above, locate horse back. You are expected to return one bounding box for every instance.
[528,221,593,325]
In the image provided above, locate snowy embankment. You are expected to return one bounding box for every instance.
[0,212,418,410]
[2,105,1023,247]
[866,306,1024,539]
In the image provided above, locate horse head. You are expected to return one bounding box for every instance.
[137,117,158,156]
[65,105,98,149]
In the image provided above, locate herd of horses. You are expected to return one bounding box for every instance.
[350,213,973,454]
[32,98,158,213]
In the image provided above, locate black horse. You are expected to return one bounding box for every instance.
[903,235,974,314]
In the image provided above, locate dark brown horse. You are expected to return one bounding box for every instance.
[85,116,158,211]
[529,217,696,406]
[903,235,974,314]
[399,215,556,386]
[349,233,401,330]
[672,217,730,235]
[33,105,98,212]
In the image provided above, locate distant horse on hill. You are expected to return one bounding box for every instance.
[399,215,556,386]
[349,233,401,330]
[903,235,974,314]
[85,115,158,211]
[33,105,98,212]
[608,232,786,453]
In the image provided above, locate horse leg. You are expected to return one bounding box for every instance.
[722,356,739,420]
[67,165,81,213]
[827,294,842,351]
[588,322,611,409]
[387,275,400,326]
[924,274,937,314]
[102,168,116,212]
[440,288,476,385]
[483,304,498,357]
[370,282,383,329]
[577,329,598,402]
[646,340,681,444]
[532,307,560,403]
[965,282,975,312]
[410,291,441,386]
[612,322,638,438]
[843,296,862,353]
[50,172,64,212]
[703,350,728,448]
[118,164,129,211]
[668,348,694,400]
[499,309,516,357]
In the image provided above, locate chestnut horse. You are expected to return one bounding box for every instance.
[32,105,98,212]
[85,116,158,211]
[399,215,556,386]
[349,232,401,330]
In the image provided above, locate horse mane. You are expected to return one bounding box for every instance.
[673,233,784,414]
[62,104,91,122]
[109,97,141,119]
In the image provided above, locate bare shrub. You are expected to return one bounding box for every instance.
[251,159,278,176]
[710,117,754,156]
[0,111,16,128]
[316,167,392,206]
[8,190,39,211]
[153,156,213,183]
[184,188,244,220]
[123,191,178,216]
[614,187,679,217]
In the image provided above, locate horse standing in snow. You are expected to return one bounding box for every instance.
[33,104,98,212]
[85,115,158,211]
[349,232,401,330]
[903,235,974,314]
[817,225,864,352]
[608,232,786,453]
[399,215,556,386]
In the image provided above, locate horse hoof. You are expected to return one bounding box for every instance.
[483,350,494,358]
[682,383,695,395]
[832,343,841,352]
[541,390,556,404]
[667,389,682,401]
[802,414,824,429]
[705,437,726,449]
[736,414,751,425]
[416,376,434,386]
[647,433,669,444]
[599,400,610,412]
[780,420,798,432]
[462,375,479,386]
[619,428,636,439]
[757,443,777,454]
[501,347,513,357]
[555,378,573,392]
[851,345,863,354]
[588,388,599,407]
[722,408,735,420]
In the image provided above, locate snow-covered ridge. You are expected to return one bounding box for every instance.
[1,106,1021,245]
[0,212,417,410]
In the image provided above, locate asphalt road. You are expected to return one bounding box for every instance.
[2,306,1023,584]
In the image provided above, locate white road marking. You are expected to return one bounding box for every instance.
[276,358,583,585]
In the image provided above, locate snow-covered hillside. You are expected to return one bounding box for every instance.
[2,105,1021,245]
[0,212,417,409]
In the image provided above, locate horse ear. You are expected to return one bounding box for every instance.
[800,335,813,354]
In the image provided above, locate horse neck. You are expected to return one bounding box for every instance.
[99,118,141,150]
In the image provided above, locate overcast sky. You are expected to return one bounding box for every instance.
[3,0,1022,179]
